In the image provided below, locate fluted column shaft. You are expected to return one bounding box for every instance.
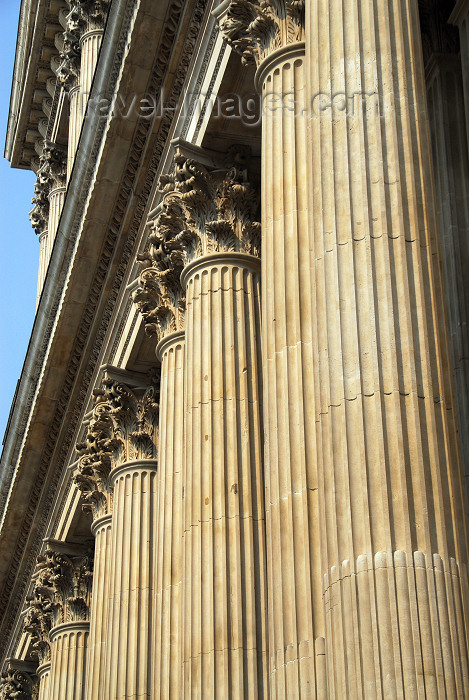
[67,29,102,180]
[37,229,49,304]
[182,253,267,699]
[67,85,82,180]
[307,1,469,697]
[85,514,112,700]
[48,622,89,700]
[48,186,66,248]
[257,45,324,699]
[80,29,102,100]
[104,461,158,700]
[153,332,185,700]
[37,662,51,700]
[426,54,469,518]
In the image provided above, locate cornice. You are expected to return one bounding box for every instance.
[0,0,211,665]
[5,0,67,169]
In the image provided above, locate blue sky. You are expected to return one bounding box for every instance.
[0,1,39,444]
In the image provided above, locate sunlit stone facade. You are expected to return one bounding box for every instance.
[1,1,469,698]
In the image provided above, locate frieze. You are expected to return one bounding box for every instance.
[217,0,305,66]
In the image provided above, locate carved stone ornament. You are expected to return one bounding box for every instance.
[77,0,110,31]
[23,596,52,666]
[134,225,186,340]
[0,665,36,700]
[29,143,67,235]
[134,146,260,337]
[25,549,93,632]
[74,375,159,516]
[217,0,305,66]
[57,1,84,87]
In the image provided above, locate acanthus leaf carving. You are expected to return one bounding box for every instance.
[34,549,93,627]
[23,597,52,666]
[74,375,159,517]
[217,0,305,66]
[134,146,260,339]
[57,1,84,88]
[29,143,67,236]
[77,0,109,31]
[155,146,261,262]
[23,547,93,661]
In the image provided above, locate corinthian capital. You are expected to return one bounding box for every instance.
[152,145,260,267]
[0,664,36,700]
[216,0,305,66]
[78,0,109,30]
[134,247,186,340]
[57,1,84,87]
[34,548,93,626]
[74,374,159,515]
[23,597,52,666]
[29,143,67,235]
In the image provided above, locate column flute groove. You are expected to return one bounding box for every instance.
[307,0,469,697]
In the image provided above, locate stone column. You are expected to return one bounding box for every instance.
[24,591,53,700]
[56,2,106,180]
[421,8,469,519]
[26,546,93,700]
[80,28,103,100]
[48,623,90,700]
[37,230,49,302]
[450,0,469,156]
[48,185,67,250]
[74,387,118,700]
[217,4,324,698]
[67,85,82,178]
[305,1,469,697]
[134,230,186,698]
[37,662,51,700]
[99,376,159,700]
[57,2,82,180]
[30,143,67,302]
[153,148,268,699]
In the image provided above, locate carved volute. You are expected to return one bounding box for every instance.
[0,664,36,700]
[74,375,159,518]
[216,0,305,66]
